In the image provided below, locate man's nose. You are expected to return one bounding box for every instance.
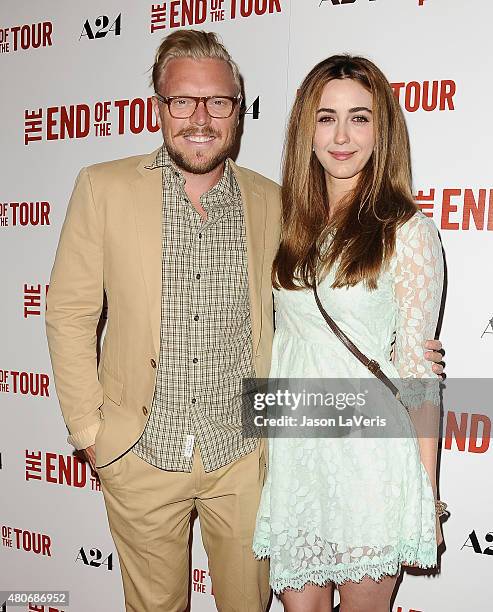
[190,99,211,126]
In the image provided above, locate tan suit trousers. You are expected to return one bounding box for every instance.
[98,442,270,612]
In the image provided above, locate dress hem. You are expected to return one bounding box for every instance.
[252,543,438,593]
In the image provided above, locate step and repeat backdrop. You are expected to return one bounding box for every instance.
[1,0,492,610]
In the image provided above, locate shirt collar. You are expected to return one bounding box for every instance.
[146,144,177,173]
[148,144,240,207]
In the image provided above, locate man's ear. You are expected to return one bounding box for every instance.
[151,96,162,129]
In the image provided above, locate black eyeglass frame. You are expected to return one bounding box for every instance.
[154,93,242,118]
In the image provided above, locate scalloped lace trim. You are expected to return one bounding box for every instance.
[252,543,438,593]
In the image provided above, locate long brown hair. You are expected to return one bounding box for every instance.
[273,55,417,291]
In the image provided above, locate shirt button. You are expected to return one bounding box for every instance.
[198,233,202,239]
[150,359,157,368]
[193,357,198,364]
[194,314,199,321]
[191,398,196,404]
[196,273,201,280]
[142,406,148,416]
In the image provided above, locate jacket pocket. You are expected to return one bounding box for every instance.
[101,367,124,405]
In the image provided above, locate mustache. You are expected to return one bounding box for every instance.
[176,127,221,138]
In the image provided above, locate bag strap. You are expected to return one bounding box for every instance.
[313,279,401,402]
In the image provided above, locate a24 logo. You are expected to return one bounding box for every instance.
[80,15,121,40]
[76,546,114,569]
[462,530,493,555]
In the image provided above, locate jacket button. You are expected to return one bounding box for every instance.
[150,359,157,368]
[142,406,148,416]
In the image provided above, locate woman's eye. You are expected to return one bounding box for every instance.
[353,115,370,123]
[318,115,334,123]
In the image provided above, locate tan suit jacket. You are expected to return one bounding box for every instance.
[46,150,281,467]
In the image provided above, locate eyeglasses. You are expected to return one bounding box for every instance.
[154,93,242,119]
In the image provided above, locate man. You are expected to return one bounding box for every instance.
[46,30,444,612]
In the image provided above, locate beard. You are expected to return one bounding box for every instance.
[165,126,237,175]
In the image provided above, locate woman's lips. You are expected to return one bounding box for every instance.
[329,151,356,160]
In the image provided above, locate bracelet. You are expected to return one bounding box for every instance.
[435,500,449,518]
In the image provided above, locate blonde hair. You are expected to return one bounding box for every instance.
[151,29,241,93]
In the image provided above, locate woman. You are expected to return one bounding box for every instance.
[252,55,445,611]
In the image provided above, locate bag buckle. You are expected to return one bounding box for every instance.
[367,359,381,375]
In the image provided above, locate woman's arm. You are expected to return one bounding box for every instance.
[392,214,444,501]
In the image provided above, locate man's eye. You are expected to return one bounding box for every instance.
[212,98,228,106]
[173,98,191,106]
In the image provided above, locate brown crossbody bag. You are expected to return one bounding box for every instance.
[314,280,452,517]
[313,278,403,406]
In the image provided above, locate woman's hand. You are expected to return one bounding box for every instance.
[436,513,444,547]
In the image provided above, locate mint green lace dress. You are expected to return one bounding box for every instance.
[252,212,444,592]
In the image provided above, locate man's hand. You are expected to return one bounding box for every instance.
[84,444,96,471]
[424,339,445,377]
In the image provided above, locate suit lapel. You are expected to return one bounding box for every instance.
[131,151,163,355]
[129,153,268,358]
[231,162,267,356]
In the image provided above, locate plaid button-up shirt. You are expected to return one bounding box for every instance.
[132,146,257,472]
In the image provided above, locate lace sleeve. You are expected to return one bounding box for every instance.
[393,213,444,411]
